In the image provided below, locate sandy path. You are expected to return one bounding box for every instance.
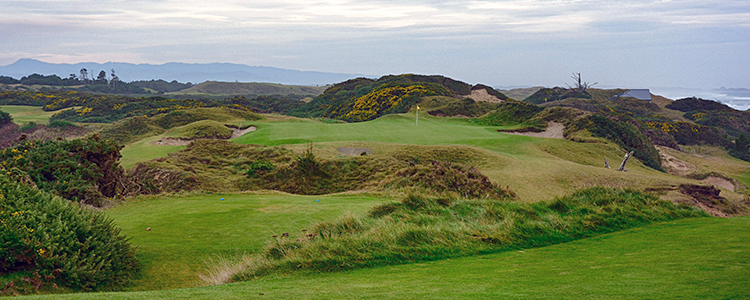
[503,122,564,139]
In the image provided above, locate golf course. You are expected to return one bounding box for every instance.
[1,78,749,299]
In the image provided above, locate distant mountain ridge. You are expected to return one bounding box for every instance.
[0,59,368,86]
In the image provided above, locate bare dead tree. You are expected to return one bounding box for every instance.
[604,156,611,169]
[567,72,597,94]
[618,151,634,172]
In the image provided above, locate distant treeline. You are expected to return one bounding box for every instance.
[0,72,193,94]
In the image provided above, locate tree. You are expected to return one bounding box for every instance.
[567,72,597,94]
[96,70,108,83]
[79,68,89,83]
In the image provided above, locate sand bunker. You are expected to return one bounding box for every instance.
[230,126,257,139]
[337,147,372,156]
[700,176,735,192]
[503,122,564,139]
[152,126,257,146]
[151,138,192,146]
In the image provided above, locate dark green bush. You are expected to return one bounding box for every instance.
[0,135,127,206]
[246,160,274,177]
[0,109,11,125]
[0,173,138,292]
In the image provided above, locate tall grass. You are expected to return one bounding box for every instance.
[230,187,705,282]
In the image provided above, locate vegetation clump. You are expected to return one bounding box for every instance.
[570,115,664,171]
[0,135,130,206]
[0,173,138,294]
[474,101,546,129]
[233,187,704,280]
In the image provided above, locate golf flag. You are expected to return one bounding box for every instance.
[416,105,419,125]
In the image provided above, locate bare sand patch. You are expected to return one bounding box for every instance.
[230,126,257,139]
[658,147,698,177]
[151,138,192,146]
[700,176,735,192]
[467,89,504,103]
[503,122,564,139]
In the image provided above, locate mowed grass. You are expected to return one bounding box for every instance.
[23,216,750,299]
[119,136,186,169]
[103,192,388,291]
[0,105,76,125]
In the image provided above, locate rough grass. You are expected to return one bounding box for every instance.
[17,216,749,299]
[229,188,704,282]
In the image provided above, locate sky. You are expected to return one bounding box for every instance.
[1,0,749,89]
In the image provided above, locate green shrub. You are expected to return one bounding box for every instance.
[47,120,78,129]
[475,101,545,127]
[19,122,37,132]
[0,173,138,292]
[246,160,274,178]
[0,109,11,125]
[0,135,128,206]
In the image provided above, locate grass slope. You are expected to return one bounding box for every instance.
[21,216,750,299]
[0,105,75,125]
[101,192,388,291]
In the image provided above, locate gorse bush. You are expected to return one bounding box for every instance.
[234,187,704,280]
[0,135,128,206]
[0,173,138,293]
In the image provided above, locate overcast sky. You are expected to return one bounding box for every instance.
[1,0,748,89]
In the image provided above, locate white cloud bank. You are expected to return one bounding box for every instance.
[1,0,748,88]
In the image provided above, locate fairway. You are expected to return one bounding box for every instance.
[0,105,75,125]
[104,192,389,291]
[233,114,519,147]
[23,217,750,299]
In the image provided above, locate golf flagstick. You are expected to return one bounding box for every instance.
[416,105,419,126]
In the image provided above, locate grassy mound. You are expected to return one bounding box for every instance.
[165,120,233,140]
[0,173,138,294]
[475,101,545,129]
[421,97,498,117]
[233,187,704,280]
[98,116,166,145]
[99,107,262,145]
[128,140,504,197]
[293,74,508,122]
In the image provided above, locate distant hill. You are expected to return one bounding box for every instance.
[169,81,327,96]
[0,59,368,86]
